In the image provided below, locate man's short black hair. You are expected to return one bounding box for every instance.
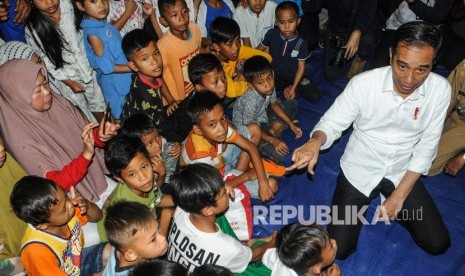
[158,0,185,18]
[120,113,158,138]
[170,164,224,214]
[105,134,150,178]
[10,176,59,226]
[209,17,240,44]
[275,1,299,18]
[131,259,188,276]
[243,55,273,83]
[105,201,157,251]
[191,264,233,276]
[391,21,442,57]
[188,53,223,86]
[122,29,153,61]
[187,91,221,125]
[276,222,329,274]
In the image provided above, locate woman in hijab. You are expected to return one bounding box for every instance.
[0,41,96,122]
[0,59,118,202]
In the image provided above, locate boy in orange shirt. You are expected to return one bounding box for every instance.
[157,0,202,101]
[10,176,104,276]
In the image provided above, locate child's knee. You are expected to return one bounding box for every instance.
[268,177,278,193]
[247,123,261,144]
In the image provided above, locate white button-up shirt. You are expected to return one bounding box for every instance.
[233,1,276,48]
[312,66,450,196]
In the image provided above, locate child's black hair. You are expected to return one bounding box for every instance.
[104,134,150,178]
[120,113,158,138]
[275,1,299,18]
[10,176,59,226]
[188,53,223,86]
[158,0,186,18]
[276,222,329,274]
[27,9,67,69]
[131,259,188,276]
[104,201,157,251]
[122,29,153,61]
[209,17,240,44]
[170,164,224,214]
[191,264,233,276]
[186,91,221,125]
[243,55,273,83]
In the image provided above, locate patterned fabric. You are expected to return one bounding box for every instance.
[120,73,163,124]
[107,0,145,37]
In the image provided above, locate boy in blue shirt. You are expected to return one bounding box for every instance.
[258,1,321,103]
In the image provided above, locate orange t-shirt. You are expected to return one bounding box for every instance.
[20,208,87,276]
[157,22,202,102]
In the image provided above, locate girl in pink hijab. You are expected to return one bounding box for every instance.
[0,59,118,201]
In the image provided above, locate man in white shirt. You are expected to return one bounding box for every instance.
[288,21,451,259]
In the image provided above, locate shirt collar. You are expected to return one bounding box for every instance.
[138,73,163,89]
[382,66,426,101]
[279,31,299,41]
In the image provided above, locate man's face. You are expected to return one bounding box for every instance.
[390,43,435,98]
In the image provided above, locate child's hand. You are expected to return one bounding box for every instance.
[168,142,181,158]
[82,122,97,160]
[258,178,274,202]
[0,137,6,168]
[98,114,120,142]
[142,2,153,16]
[246,168,257,181]
[166,101,180,116]
[284,86,296,99]
[70,187,89,215]
[0,0,11,22]
[291,124,302,139]
[123,0,137,15]
[151,154,166,177]
[322,263,341,276]
[66,80,85,94]
[271,138,289,155]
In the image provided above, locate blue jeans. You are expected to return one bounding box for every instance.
[81,242,107,276]
[223,124,251,172]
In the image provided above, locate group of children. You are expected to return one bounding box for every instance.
[0,0,342,274]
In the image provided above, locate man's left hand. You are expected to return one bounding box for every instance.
[377,194,405,221]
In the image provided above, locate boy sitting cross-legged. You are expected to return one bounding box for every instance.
[167,164,276,273]
[102,201,168,276]
[98,135,174,240]
[181,91,278,202]
[10,176,104,276]
[233,55,302,164]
